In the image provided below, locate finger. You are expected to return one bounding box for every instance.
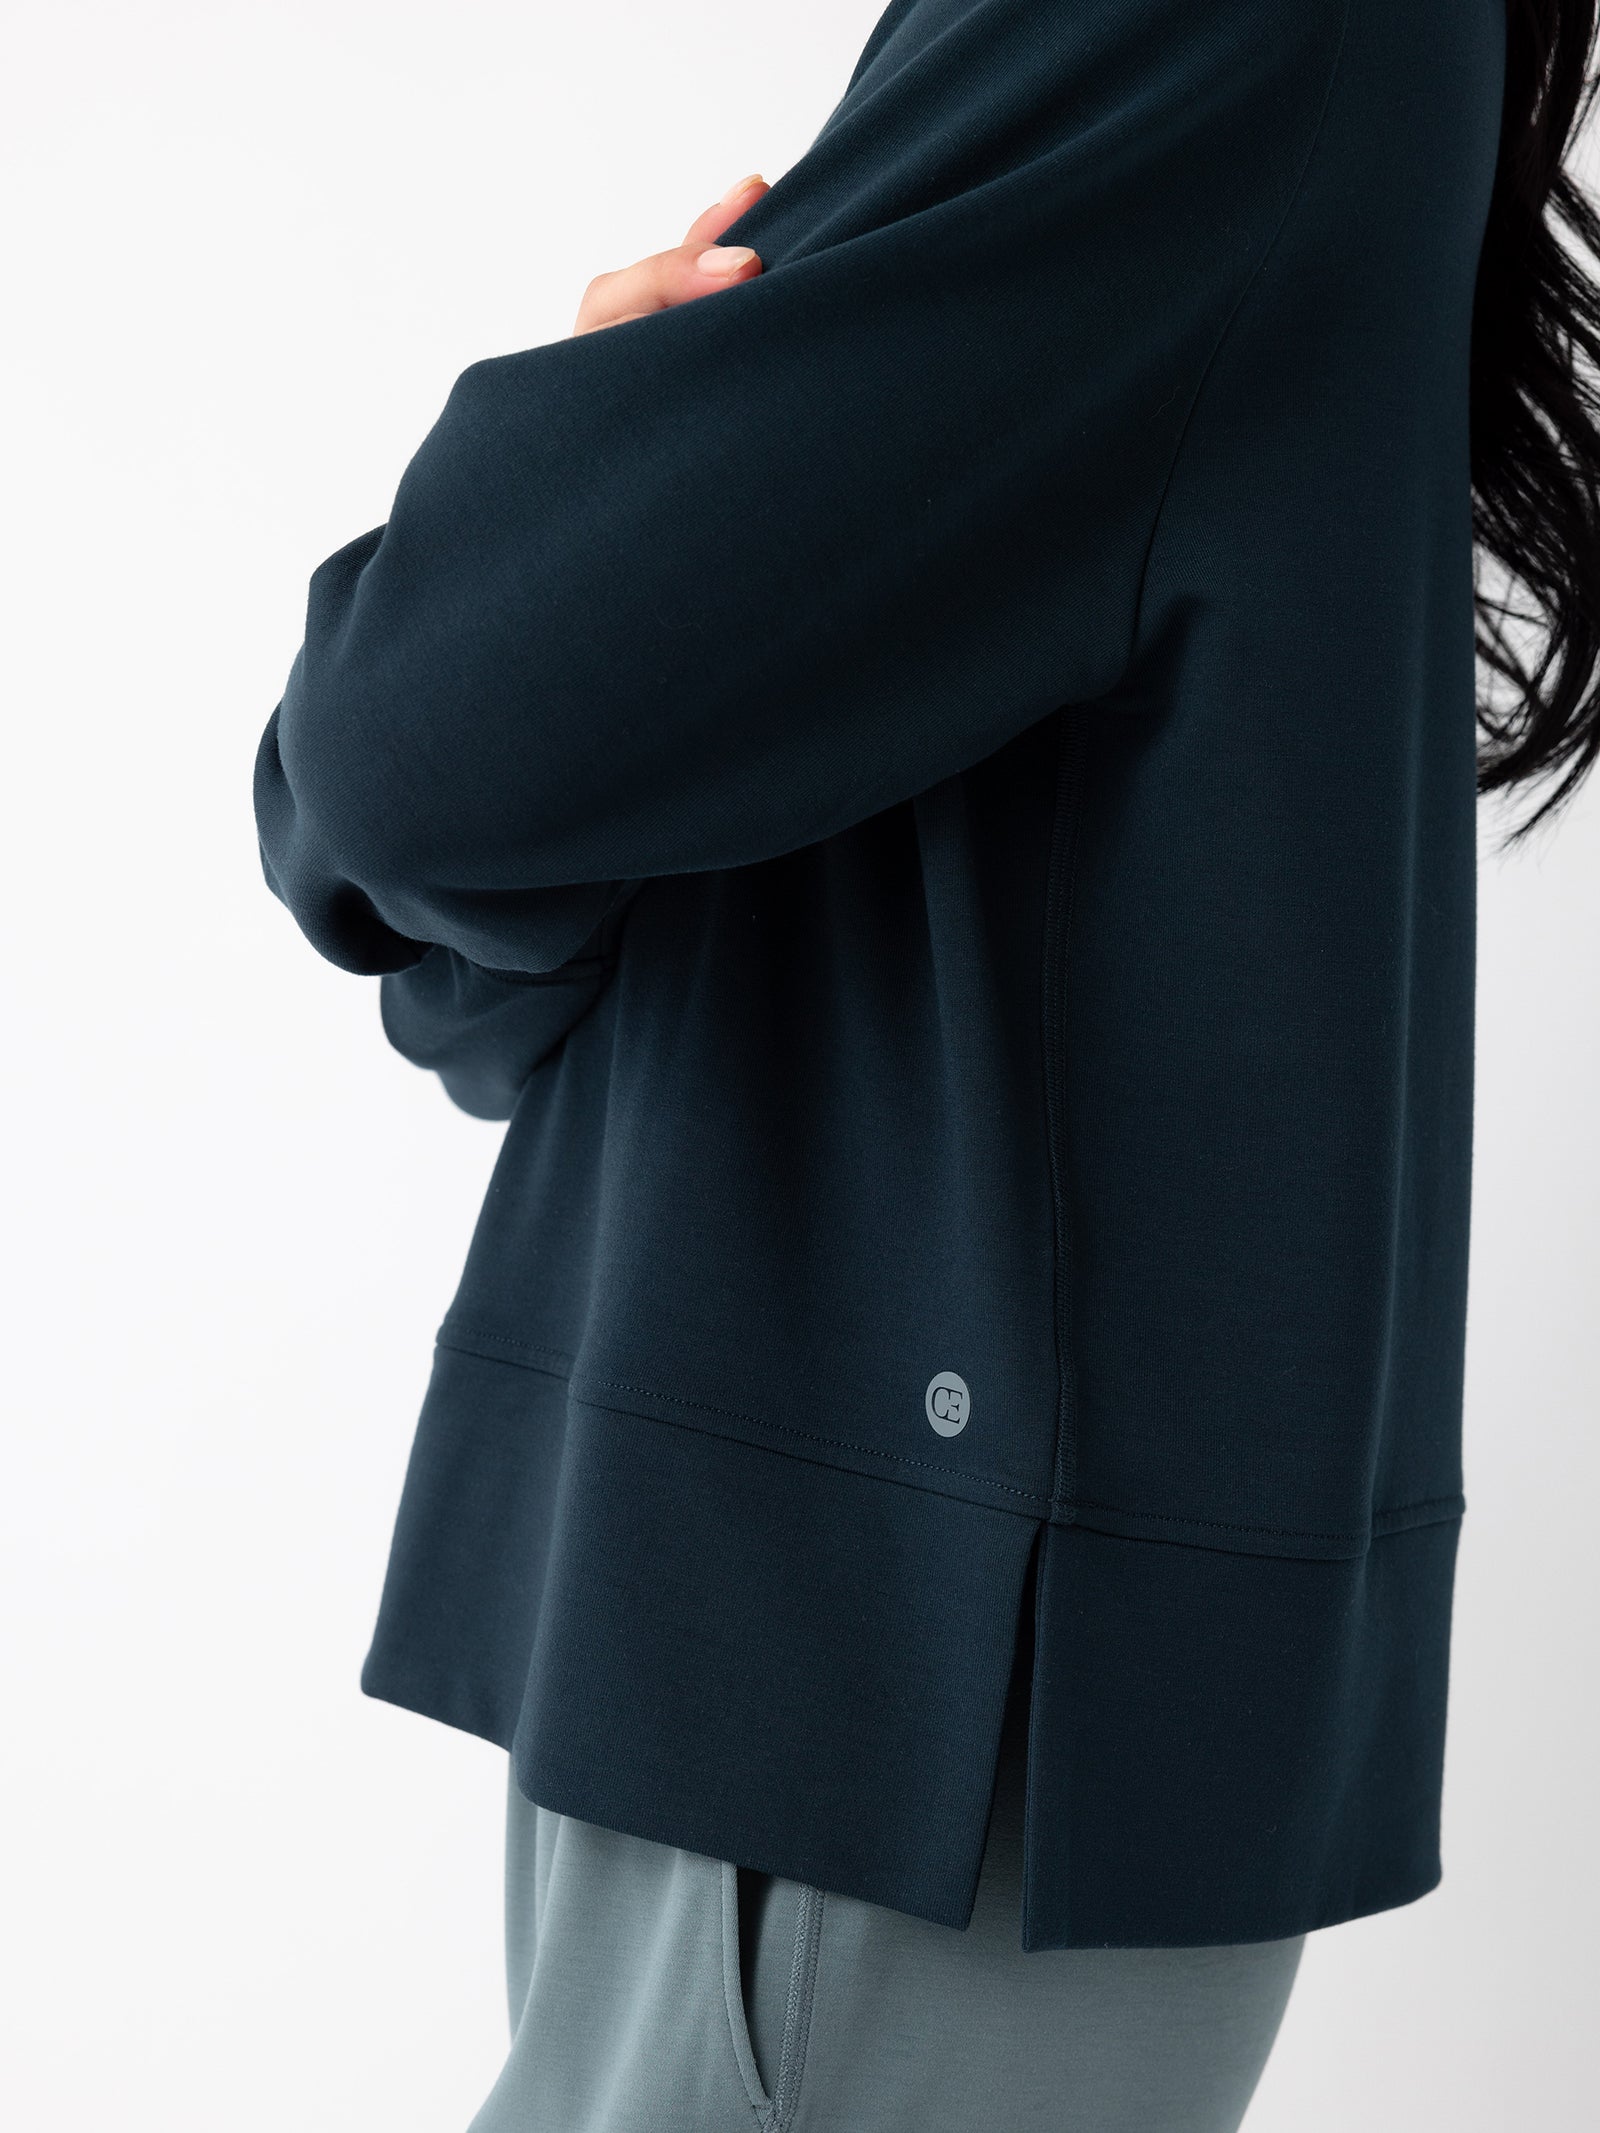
[575,309,652,335]
[572,237,762,334]
[571,175,769,337]
[680,171,769,251]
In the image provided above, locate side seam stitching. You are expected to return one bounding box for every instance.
[770,1885,826,2130]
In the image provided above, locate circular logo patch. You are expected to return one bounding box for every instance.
[925,1370,971,1437]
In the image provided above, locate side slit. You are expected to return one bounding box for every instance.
[1016,1524,1047,1950]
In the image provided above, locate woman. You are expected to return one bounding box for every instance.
[253,0,1600,2125]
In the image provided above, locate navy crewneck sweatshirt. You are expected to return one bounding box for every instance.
[255,0,1507,1947]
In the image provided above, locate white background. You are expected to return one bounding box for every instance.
[2,2,1596,2125]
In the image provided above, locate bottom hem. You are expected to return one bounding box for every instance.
[358,1340,1460,1950]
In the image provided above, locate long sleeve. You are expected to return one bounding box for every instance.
[374,884,644,1120]
[253,0,1346,981]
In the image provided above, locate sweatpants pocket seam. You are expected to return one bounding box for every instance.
[770,1885,825,2130]
[720,1861,775,2127]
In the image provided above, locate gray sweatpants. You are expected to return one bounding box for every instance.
[466,1682,1305,2133]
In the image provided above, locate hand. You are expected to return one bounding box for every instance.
[572,172,770,334]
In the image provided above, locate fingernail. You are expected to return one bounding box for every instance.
[697,245,757,276]
[720,171,765,204]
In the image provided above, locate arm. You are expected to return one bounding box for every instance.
[254,0,1346,989]
[375,883,644,1121]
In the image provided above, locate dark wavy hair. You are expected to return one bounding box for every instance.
[1474,0,1600,843]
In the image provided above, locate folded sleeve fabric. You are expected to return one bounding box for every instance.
[375,885,644,1121]
[253,0,1346,984]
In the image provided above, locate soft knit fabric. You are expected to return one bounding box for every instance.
[254,0,1507,1947]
